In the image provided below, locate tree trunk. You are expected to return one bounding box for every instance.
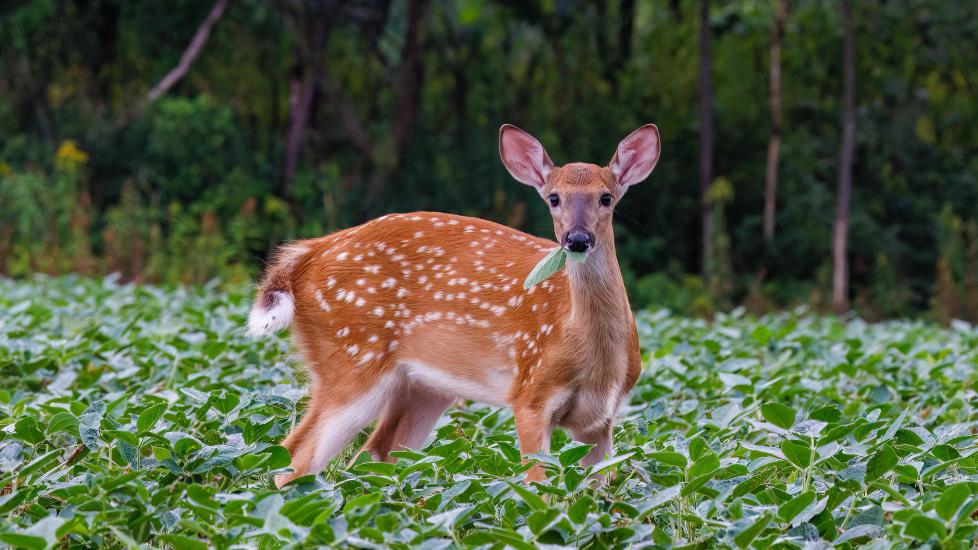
[832,0,856,313]
[281,10,329,198]
[280,0,338,198]
[361,0,430,211]
[763,0,787,245]
[145,0,229,104]
[390,0,430,157]
[698,0,714,276]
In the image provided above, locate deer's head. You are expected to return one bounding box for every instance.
[499,124,660,258]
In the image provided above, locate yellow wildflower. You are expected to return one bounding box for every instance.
[55,140,89,171]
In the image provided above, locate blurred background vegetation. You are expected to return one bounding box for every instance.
[1,0,976,321]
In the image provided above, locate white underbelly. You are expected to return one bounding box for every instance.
[399,360,513,406]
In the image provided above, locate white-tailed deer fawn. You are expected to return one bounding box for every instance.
[249,124,660,487]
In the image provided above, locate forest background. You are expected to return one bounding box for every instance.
[2,0,976,321]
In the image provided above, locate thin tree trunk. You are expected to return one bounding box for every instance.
[281,16,327,197]
[362,0,430,211]
[281,31,325,197]
[390,0,430,156]
[145,0,229,103]
[832,0,856,313]
[698,0,714,275]
[763,0,787,245]
[618,0,636,64]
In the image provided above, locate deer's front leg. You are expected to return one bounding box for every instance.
[513,402,555,484]
[572,420,614,487]
[572,420,613,468]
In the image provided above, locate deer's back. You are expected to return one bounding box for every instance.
[285,212,572,399]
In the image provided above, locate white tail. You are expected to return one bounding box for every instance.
[252,124,661,487]
[247,243,311,336]
[246,290,294,337]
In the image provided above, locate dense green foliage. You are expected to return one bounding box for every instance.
[2,1,978,317]
[4,276,978,547]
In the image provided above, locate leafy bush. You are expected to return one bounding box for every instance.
[3,277,978,547]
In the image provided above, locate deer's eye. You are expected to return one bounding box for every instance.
[548,194,560,207]
[600,193,613,207]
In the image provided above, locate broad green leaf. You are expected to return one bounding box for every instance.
[523,247,566,289]
[427,505,475,530]
[780,440,812,469]
[589,452,634,475]
[865,445,898,482]
[903,514,946,541]
[733,512,772,548]
[760,403,796,430]
[526,508,561,535]
[568,494,596,524]
[638,484,681,518]
[0,534,46,550]
[778,490,815,523]
[937,482,972,521]
[14,417,45,444]
[353,461,396,477]
[559,443,593,467]
[688,451,720,479]
[45,411,78,435]
[718,372,752,387]
[835,524,884,544]
[157,535,208,550]
[508,482,546,511]
[137,402,167,432]
[78,401,105,450]
[647,451,687,469]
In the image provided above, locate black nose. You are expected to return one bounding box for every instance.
[565,230,593,253]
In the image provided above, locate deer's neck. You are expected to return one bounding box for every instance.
[564,242,632,345]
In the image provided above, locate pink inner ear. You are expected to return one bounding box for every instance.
[500,127,553,188]
[611,126,660,188]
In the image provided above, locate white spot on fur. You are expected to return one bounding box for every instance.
[314,290,332,312]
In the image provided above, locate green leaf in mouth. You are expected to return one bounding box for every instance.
[523,247,566,289]
[566,250,588,262]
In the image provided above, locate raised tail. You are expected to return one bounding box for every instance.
[246,242,310,337]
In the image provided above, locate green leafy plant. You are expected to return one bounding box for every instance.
[2,277,978,547]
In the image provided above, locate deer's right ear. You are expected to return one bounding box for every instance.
[499,124,554,190]
[609,124,660,189]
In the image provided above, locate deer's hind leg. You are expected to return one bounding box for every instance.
[275,368,394,488]
[360,381,453,462]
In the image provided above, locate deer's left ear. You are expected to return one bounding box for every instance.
[609,124,660,189]
[499,124,554,190]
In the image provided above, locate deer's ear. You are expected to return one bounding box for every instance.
[499,124,554,189]
[609,124,660,189]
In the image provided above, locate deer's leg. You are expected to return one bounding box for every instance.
[571,420,614,486]
[275,375,393,488]
[572,420,613,467]
[513,404,556,484]
[362,384,453,462]
[359,397,407,463]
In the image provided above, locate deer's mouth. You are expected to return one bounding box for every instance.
[563,248,590,263]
